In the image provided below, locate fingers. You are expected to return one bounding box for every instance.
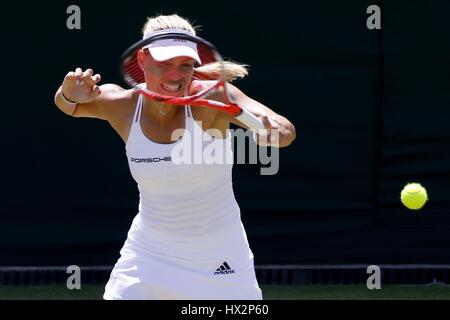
[79,68,102,97]
[74,67,83,85]
[84,68,93,77]
[66,71,76,80]
[78,68,90,86]
[75,67,83,77]
[66,68,101,86]
[261,115,276,128]
[82,69,102,86]
[255,115,282,146]
[88,85,102,99]
[261,114,281,130]
[259,115,274,137]
[92,73,101,84]
[63,68,102,104]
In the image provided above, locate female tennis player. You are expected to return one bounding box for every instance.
[54,14,296,300]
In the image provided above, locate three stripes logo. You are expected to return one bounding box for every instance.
[213,261,235,275]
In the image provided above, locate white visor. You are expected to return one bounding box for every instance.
[143,37,202,65]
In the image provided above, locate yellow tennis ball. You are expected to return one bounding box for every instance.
[400,183,428,210]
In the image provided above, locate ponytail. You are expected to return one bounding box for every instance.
[194,61,248,82]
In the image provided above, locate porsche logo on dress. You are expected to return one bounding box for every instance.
[131,157,172,163]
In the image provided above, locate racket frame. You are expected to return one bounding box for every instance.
[121,32,265,130]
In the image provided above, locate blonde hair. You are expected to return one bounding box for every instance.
[142,14,248,82]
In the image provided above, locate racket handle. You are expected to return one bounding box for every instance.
[235,108,265,131]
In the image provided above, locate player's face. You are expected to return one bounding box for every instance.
[141,50,195,97]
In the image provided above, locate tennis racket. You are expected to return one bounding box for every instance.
[120,31,265,131]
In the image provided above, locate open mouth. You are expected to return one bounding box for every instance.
[160,82,183,95]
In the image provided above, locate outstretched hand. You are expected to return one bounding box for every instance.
[62,68,102,104]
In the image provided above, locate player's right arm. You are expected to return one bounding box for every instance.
[54,67,125,120]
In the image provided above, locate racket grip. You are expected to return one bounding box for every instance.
[235,108,266,131]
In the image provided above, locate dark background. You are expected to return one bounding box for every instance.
[0,0,449,266]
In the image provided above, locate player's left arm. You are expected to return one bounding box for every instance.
[219,83,296,148]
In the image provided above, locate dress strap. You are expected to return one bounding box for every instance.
[134,94,143,123]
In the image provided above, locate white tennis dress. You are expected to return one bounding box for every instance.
[103,94,262,300]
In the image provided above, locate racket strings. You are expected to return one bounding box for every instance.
[124,53,145,85]
[197,43,216,65]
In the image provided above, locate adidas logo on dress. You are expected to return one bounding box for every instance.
[213,261,235,275]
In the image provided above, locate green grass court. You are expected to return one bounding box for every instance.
[1,284,450,300]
